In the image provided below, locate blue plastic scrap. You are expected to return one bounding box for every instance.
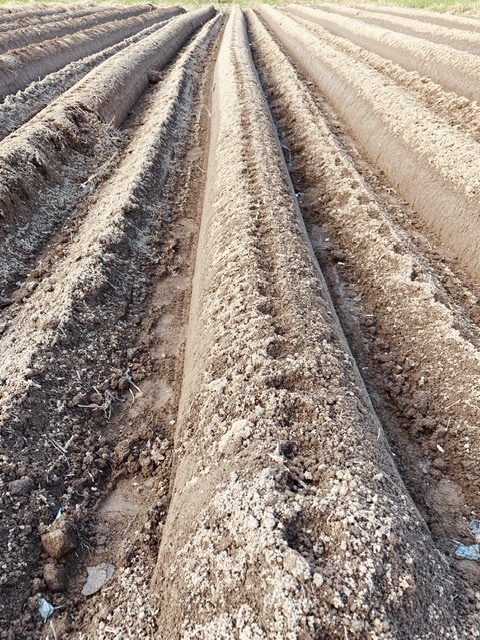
[454,543,480,561]
[468,520,480,542]
[38,598,55,622]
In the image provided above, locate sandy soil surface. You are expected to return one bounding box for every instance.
[0,5,153,55]
[1,3,480,639]
[0,5,184,100]
[313,3,480,55]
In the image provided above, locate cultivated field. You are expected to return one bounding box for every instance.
[1,2,480,638]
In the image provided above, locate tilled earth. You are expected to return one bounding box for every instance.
[1,2,480,638]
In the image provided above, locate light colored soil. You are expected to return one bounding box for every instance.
[151,7,467,638]
[283,11,480,145]
[1,3,480,639]
[316,3,480,54]
[249,1,480,585]
[0,19,176,141]
[355,2,480,31]
[263,7,480,281]
[0,5,184,100]
[0,5,151,55]
[287,4,480,102]
[0,6,112,34]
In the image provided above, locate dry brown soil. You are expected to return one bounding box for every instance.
[1,3,480,639]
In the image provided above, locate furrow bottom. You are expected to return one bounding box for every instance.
[151,7,467,639]
[0,16,222,636]
[248,6,480,626]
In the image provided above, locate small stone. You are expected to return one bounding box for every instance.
[313,573,324,587]
[432,457,448,471]
[9,477,32,496]
[43,563,67,592]
[41,518,77,559]
[31,578,45,594]
[82,563,115,596]
[263,514,276,530]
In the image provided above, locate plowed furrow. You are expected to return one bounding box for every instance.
[286,5,480,102]
[249,7,480,581]
[0,14,221,634]
[355,2,480,32]
[65,20,223,638]
[311,3,480,55]
[288,12,480,146]
[0,6,110,34]
[0,20,175,141]
[259,7,480,283]
[0,4,72,24]
[0,7,214,297]
[0,6,184,101]
[0,5,152,55]
[151,7,464,639]
[4,3,480,638]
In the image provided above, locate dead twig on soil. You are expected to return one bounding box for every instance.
[125,368,141,394]
[50,620,58,640]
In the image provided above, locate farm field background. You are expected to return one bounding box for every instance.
[0,1,480,638]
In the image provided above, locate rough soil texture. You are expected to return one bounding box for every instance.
[0,6,111,34]
[0,4,151,55]
[287,4,480,102]
[266,7,480,281]
[0,6,212,294]
[1,3,480,639]
[249,0,480,587]
[0,4,73,23]
[0,18,178,141]
[0,5,184,100]
[315,2,480,54]
[355,2,480,31]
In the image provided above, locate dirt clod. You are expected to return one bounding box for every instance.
[43,563,67,592]
[41,518,77,560]
[8,477,32,496]
[2,3,480,638]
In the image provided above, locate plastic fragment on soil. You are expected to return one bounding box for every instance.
[38,598,55,622]
[454,543,480,561]
[468,520,480,543]
[81,563,115,596]
[419,460,431,474]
